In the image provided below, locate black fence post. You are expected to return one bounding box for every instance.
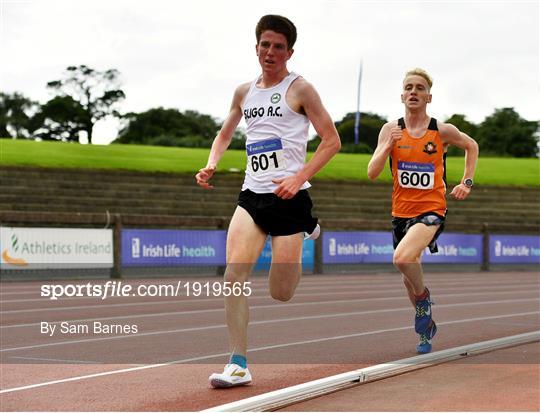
[112,213,122,279]
[216,217,226,277]
[481,223,490,271]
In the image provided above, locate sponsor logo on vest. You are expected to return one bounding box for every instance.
[423,141,437,155]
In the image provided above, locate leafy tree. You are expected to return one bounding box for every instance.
[46,65,125,143]
[445,114,478,156]
[227,130,247,149]
[0,92,39,138]
[31,96,88,141]
[115,107,220,145]
[333,112,387,152]
[476,108,538,157]
[0,94,10,137]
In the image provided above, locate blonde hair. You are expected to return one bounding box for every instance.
[404,68,433,89]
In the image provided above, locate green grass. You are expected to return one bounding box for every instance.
[1,139,539,186]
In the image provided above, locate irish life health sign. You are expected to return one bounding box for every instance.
[122,229,227,266]
[489,234,540,264]
[323,231,483,264]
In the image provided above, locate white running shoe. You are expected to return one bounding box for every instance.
[304,223,321,240]
[209,363,252,388]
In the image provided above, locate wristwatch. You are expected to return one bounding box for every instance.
[463,178,474,188]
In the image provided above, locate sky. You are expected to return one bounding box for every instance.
[1,0,539,144]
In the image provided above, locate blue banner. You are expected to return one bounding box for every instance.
[489,235,540,264]
[255,238,314,271]
[323,231,483,264]
[423,233,482,264]
[323,231,393,264]
[122,229,226,266]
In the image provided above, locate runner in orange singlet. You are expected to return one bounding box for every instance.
[368,68,479,353]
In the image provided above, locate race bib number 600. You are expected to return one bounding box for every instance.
[246,138,287,175]
[397,161,434,189]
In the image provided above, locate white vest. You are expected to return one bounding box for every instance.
[241,72,311,193]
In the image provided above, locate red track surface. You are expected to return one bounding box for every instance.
[1,271,539,411]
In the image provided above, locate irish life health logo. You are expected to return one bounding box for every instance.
[1,232,28,266]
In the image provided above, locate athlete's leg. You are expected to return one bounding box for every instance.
[402,274,416,307]
[394,223,439,348]
[224,206,267,357]
[393,223,439,295]
[268,233,303,302]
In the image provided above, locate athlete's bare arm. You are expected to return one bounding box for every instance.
[438,121,479,200]
[195,83,250,189]
[367,121,401,180]
[272,78,341,199]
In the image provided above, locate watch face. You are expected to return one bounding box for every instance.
[464,178,473,187]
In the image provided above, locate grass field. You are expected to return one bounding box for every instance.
[1,139,539,186]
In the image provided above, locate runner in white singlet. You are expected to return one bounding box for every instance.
[195,15,341,388]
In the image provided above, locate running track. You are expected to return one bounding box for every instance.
[1,271,539,411]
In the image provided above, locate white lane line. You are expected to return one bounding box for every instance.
[3,283,539,314]
[0,311,537,395]
[2,298,538,352]
[5,296,399,328]
[2,288,538,325]
[248,313,540,354]
[0,286,47,292]
[0,362,176,394]
[488,321,540,327]
[8,356,103,364]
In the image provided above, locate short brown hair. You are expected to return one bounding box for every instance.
[404,68,433,89]
[255,15,297,49]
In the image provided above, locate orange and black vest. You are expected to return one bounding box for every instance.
[389,117,447,218]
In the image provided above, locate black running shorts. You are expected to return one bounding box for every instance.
[237,189,318,236]
[391,212,446,253]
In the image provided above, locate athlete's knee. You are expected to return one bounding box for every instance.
[270,286,295,302]
[393,251,420,269]
[224,264,251,284]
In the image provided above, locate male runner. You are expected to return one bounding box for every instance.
[367,68,478,353]
[196,15,340,387]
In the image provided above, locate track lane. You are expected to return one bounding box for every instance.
[1,271,538,411]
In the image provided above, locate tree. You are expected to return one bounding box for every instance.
[0,92,39,138]
[31,96,88,141]
[46,65,125,143]
[333,112,387,153]
[115,107,221,146]
[445,114,478,156]
[476,108,538,157]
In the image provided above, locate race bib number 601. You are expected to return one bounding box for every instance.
[397,161,434,189]
[246,138,287,175]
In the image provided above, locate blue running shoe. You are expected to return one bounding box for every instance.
[415,288,434,334]
[416,321,437,354]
